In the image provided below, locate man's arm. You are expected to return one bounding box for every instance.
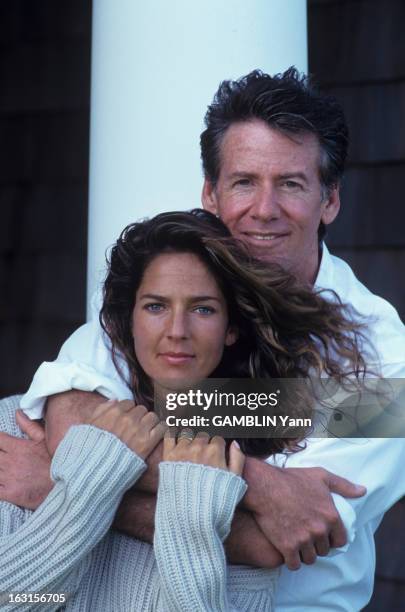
[4,390,365,570]
[114,488,283,568]
[45,390,107,454]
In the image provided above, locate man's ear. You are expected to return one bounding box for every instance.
[321,185,340,226]
[225,326,238,347]
[202,178,219,215]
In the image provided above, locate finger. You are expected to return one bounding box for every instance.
[228,440,245,476]
[177,429,194,444]
[314,535,330,557]
[139,411,160,428]
[150,420,168,440]
[209,435,226,448]
[299,543,317,565]
[163,429,176,453]
[147,418,167,444]
[130,404,148,424]
[284,550,301,571]
[329,519,347,549]
[194,431,210,444]
[208,435,226,469]
[326,472,366,498]
[117,400,136,412]
[15,410,45,443]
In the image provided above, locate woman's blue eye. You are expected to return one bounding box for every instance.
[145,303,164,312]
[195,306,215,315]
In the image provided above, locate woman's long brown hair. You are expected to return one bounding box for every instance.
[100,209,368,456]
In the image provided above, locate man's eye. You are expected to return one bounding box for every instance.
[233,178,251,187]
[194,306,215,315]
[144,303,164,312]
[283,180,302,189]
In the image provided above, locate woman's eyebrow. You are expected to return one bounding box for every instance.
[139,293,221,303]
[189,296,222,303]
[138,293,168,301]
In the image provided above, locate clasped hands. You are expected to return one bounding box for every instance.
[0,399,241,503]
[0,397,366,570]
[88,399,244,476]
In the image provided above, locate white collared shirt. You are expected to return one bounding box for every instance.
[20,244,405,611]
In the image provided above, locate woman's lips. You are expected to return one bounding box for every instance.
[158,352,195,365]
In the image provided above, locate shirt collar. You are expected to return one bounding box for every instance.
[314,243,334,291]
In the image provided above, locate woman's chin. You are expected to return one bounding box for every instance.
[153,375,203,394]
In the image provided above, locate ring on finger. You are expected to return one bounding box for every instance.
[178,428,195,442]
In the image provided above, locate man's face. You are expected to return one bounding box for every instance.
[202,120,340,284]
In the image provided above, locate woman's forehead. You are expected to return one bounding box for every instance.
[137,252,225,297]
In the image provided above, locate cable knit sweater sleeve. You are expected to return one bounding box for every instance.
[0,399,146,611]
[154,462,276,612]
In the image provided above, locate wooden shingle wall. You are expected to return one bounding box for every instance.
[309,0,405,321]
[308,1,405,609]
[0,1,91,397]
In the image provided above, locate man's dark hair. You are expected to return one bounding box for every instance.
[200,66,349,199]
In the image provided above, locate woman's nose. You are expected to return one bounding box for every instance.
[166,310,189,339]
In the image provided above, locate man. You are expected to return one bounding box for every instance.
[3,68,405,610]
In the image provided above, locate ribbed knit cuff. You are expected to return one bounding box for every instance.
[159,462,247,541]
[52,424,146,495]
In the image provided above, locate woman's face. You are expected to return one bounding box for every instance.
[132,252,237,391]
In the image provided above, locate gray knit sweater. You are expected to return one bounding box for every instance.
[0,395,278,611]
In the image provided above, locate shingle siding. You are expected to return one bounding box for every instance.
[0,1,90,397]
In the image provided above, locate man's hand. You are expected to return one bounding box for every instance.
[0,391,107,510]
[243,458,366,570]
[0,410,53,509]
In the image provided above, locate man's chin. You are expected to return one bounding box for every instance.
[247,245,291,269]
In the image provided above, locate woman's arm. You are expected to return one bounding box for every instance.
[0,424,145,610]
[0,398,165,611]
[153,435,277,611]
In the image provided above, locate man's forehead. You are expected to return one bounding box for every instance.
[217,120,321,170]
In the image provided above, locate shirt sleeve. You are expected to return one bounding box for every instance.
[0,424,146,611]
[154,462,276,611]
[20,293,132,419]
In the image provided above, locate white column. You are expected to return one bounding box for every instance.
[87,0,307,314]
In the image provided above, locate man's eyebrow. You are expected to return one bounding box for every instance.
[278,172,309,184]
[228,171,256,179]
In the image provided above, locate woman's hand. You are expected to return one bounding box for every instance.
[163,430,245,475]
[88,400,166,459]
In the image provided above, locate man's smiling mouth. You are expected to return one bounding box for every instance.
[242,232,288,241]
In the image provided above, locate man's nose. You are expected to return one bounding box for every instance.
[166,310,189,339]
[250,186,281,222]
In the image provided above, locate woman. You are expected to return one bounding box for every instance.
[0,210,366,611]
